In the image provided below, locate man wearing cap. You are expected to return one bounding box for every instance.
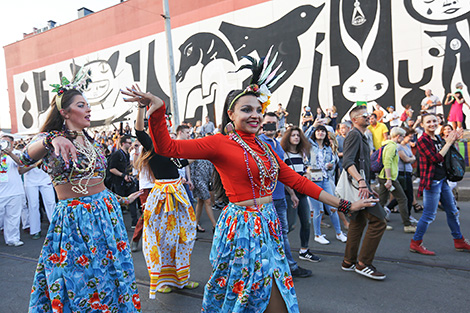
[420,89,442,114]
[301,106,314,133]
[385,106,401,129]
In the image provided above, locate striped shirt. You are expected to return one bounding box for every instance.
[284,152,306,175]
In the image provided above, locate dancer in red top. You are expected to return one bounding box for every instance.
[122,53,377,313]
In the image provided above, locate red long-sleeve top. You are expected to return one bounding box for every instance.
[148,105,323,203]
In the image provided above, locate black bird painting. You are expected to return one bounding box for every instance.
[176,32,235,83]
[219,4,325,91]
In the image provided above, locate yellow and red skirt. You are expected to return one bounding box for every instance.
[142,177,196,299]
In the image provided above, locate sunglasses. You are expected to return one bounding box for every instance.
[359,113,370,118]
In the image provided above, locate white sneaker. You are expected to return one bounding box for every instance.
[6,241,24,247]
[315,234,330,245]
[336,232,347,242]
[409,215,419,224]
[384,207,391,221]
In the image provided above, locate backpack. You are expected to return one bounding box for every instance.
[370,145,386,173]
[445,145,466,182]
[400,111,407,122]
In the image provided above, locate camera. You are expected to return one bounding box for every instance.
[262,123,277,131]
[0,139,11,151]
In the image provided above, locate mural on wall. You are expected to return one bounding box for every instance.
[11,0,470,133]
[404,0,470,117]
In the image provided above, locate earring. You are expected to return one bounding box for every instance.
[224,122,234,134]
[62,119,67,131]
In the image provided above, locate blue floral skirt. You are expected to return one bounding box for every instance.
[202,202,299,313]
[29,189,141,312]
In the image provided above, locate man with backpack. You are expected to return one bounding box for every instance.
[376,127,416,233]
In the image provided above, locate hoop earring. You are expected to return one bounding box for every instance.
[224,122,235,134]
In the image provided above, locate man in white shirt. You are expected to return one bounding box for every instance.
[23,161,56,239]
[0,134,25,246]
[421,89,442,114]
[385,106,401,128]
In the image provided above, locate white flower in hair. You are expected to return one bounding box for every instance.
[258,84,271,104]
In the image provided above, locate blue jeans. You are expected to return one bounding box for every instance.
[308,178,342,236]
[413,179,462,241]
[273,198,298,271]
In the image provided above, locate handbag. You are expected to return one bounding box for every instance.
[335,134,367,202]
[309,168,324,182]
[335,169,362,202]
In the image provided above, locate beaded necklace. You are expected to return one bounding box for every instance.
[229,131,279,200]
[229,130,283,237]
[69,132,105,194]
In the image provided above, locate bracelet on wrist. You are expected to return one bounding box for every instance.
[357,178,365,182]
[338,199,352,214]
[121,173,126,178]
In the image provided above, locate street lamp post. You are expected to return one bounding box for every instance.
[162,0,180,126]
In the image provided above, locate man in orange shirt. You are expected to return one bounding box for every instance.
[373,103,387,123]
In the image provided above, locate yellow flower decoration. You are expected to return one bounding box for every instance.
[166,214,176,231]
[150,246,160,265]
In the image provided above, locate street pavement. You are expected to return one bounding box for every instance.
[2,185,470,313]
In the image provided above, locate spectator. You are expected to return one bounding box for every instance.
[201,116,215,136]
[377,127,415,233]
[421,89,442,114]
[281,125,321,263]
[327,106,338,130]
[367,113,389,151]
[108,135,138,227]
[385,106,401,129]
[301,106,314,132]
[445,90,470,130]
[411,113,470,255]
[308,126,346,245]
[373,103,387,123]
[336,122,351,172]
[276,103,289,130]
[260,112,313,278]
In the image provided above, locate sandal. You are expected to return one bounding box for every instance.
[184,281,199,289]
[157,286,172,293]
[197,224,205,232]
[412,203,423,213]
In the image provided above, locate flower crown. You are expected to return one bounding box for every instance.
[50,66,92,111]
[229,46,286,113]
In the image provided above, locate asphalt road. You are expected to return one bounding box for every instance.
[1,200,470,313]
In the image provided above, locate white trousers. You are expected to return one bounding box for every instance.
[25,184,56,235]
[0,195,24,244]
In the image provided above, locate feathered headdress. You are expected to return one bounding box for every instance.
[229,46,286,113]
[50,65,92,111]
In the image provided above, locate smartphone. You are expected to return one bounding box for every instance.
[262,123,277,131]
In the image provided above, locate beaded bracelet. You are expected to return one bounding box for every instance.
[20,149,38,166]
[338,199,352,214]
[42,131,64,151]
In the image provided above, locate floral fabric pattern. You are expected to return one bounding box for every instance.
[29,189,141,312]
[202,202,299,313]
[143,178,196,299]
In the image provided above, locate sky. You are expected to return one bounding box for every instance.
[0,0,122,131]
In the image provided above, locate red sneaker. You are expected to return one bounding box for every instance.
[454,237,470,252]
[410,239,435,255]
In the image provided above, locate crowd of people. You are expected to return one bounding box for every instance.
[1,61,470,311]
